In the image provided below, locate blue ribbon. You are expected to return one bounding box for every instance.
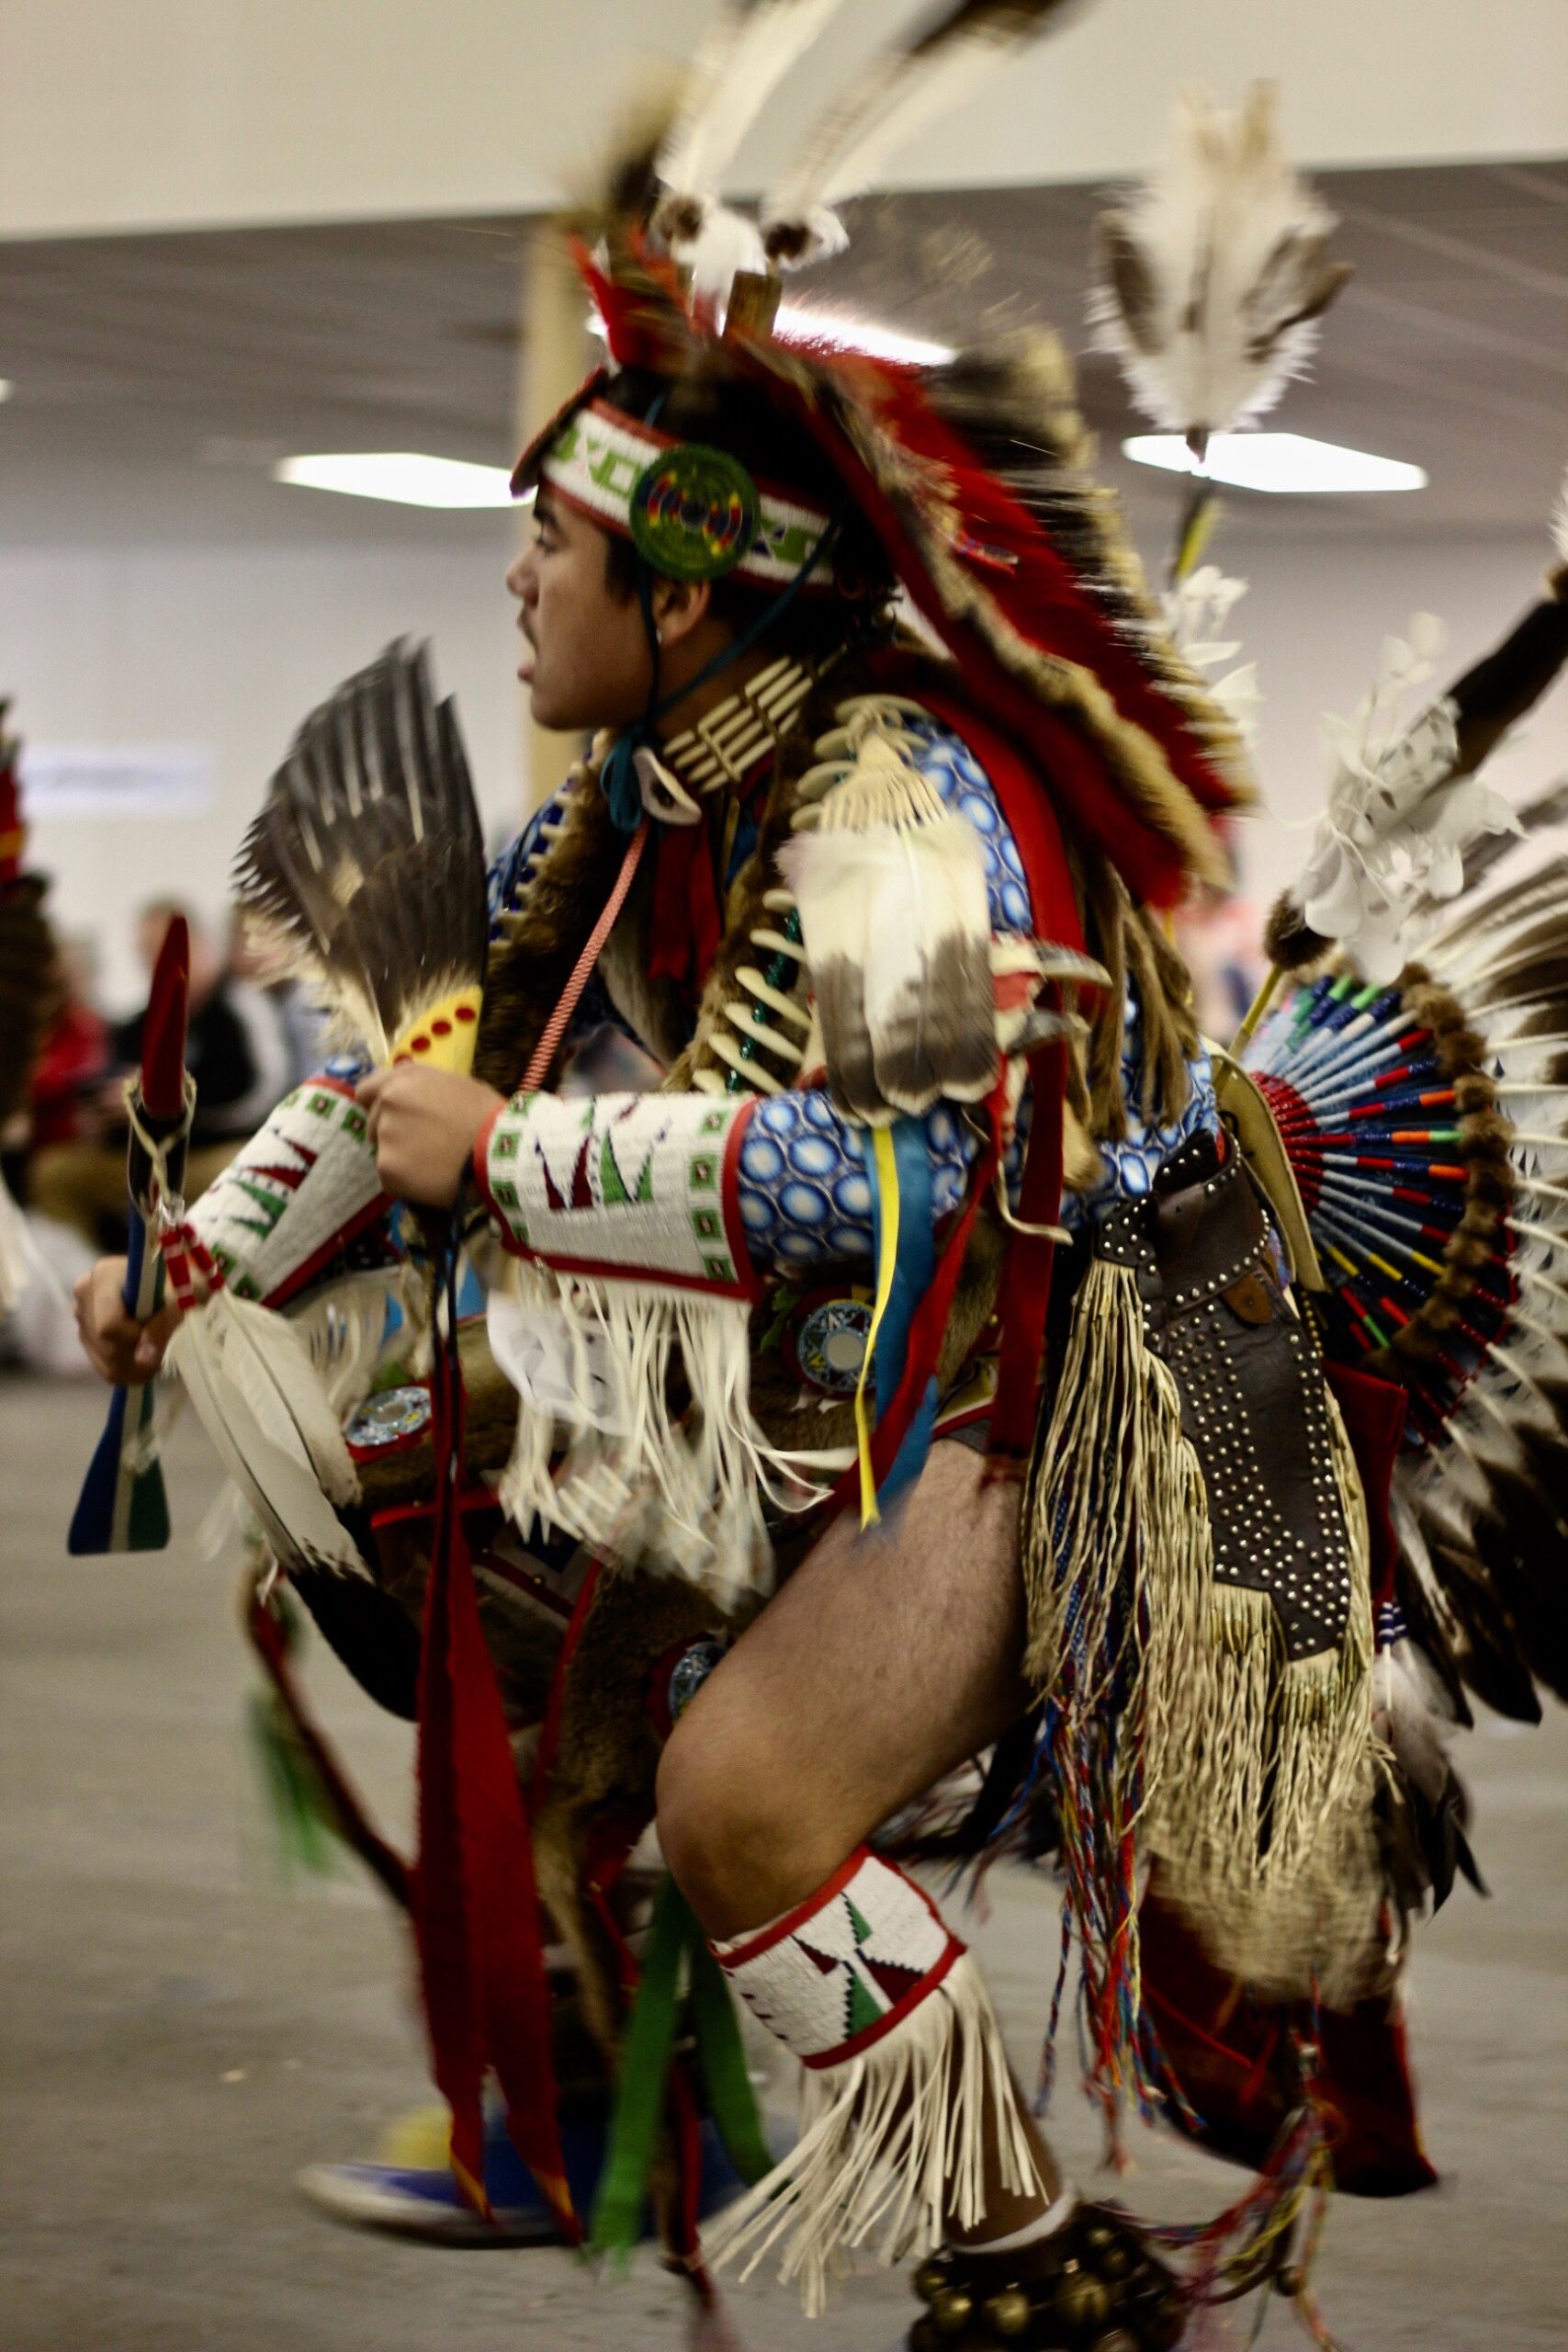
[867,1115,939,1512]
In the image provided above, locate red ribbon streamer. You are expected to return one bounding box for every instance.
[413,1280,580,2239]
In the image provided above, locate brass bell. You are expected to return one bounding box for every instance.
[981,2286,1033,2338]
[1053,2267,1111,2332]
[1084,2222,1116,2253]
[914,2258,951,2305]
[931,2286,976,2337]
[1088,2334,1140,2352]
[909,2321,941,2352]
[1097,2238,1132,2280]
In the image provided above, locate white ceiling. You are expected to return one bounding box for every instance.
[4,0,1566,238]
[1,160,1564,553]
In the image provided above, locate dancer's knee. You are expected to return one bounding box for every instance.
[656,1701,818,1939]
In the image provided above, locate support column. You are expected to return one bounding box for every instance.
[514,220,592,816]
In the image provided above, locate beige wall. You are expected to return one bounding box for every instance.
[7,522,1563,1014]
[4,533,530,1012]
[3,0,1566,239]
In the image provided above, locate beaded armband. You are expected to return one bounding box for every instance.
[187,1075,387,1306]
[475,1089,760,1301]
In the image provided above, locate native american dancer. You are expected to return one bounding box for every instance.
[72,8,1568,2346]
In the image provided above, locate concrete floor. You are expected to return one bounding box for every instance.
[3,1373,1565,2352]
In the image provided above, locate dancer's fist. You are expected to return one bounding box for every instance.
[356,1065,504,1209]
[73,1257,180,1385]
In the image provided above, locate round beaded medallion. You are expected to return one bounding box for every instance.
[344,1385,432,1451]
[629,443,761,582]
[785,1295,874,1396]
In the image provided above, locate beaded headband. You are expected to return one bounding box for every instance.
[528,399,838,592]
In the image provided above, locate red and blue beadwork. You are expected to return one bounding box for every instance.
[629,443,761,582]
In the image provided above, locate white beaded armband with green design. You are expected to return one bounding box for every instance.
[474,1090,760,1301]
[188,1075,387,1306]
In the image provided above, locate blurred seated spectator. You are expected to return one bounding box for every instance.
[29,899,289,1250]
[227,907,329,1089]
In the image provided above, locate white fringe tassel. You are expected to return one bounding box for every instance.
[703,1951,1035,2320]
[496,1266,836,1613]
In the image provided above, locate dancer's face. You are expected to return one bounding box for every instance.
[507,488,655,733]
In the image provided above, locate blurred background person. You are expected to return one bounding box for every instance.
[226,906,330,1090]
[29,899,288,1249]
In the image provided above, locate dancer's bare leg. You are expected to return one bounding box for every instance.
[657,1441,1060,2241]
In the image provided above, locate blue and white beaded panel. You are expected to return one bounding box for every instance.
[901,715,1034,937]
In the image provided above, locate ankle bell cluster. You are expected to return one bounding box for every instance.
[909,2204,1185,2351]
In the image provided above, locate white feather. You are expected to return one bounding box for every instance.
[781,814,994,1119]
[657,0,849,202]
[169,1290,367,1577]
[1091,82,1350,436]
[866,816,994,1106]
[669,198,769,310]
[1372,1643,1457,1806]
[1288,616,1523,981]
[762,4,1072,267]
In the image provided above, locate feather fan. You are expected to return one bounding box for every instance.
[234,641,487,1069]
[1090,82,1351,441]
[761,0,1087,270]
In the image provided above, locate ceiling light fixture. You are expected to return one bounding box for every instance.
[274,453,515,509]
[586,304,953,369]
[774,304,954,368]
[0,379,12,403]
[1123,432,1427,495]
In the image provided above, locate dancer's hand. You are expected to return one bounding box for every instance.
[73,1257,180,1385]
[356,1066,504,1209]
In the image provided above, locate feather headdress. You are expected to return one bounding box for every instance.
[651,0,849,303]
[762,0,1086,270]
[234,641,488,1069]
[1090,82,1352,443]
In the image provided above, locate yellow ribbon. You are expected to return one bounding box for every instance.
[852,1125,902,1530]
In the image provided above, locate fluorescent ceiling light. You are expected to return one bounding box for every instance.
[1123,432,1427,495]
[274,452,514,509]
[586,303,953,368]
[0,379,12,402]
[775,304,954,367]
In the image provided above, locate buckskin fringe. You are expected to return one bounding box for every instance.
[1022,1258,1384,2112]
[495,1265,836,1612]
[703,1949,1035,2319]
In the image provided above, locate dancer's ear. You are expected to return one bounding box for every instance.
[649,572,715,651]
